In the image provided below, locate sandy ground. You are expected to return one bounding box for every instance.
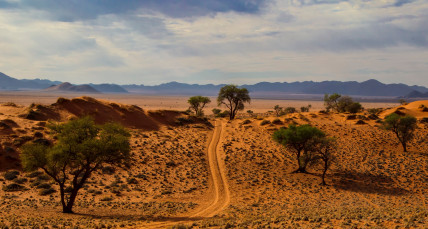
[0,95,427,228]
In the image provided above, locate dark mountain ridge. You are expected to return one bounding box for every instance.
[1,72,427,97]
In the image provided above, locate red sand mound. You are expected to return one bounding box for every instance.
[18,96,190,131]
[379,100,428,119]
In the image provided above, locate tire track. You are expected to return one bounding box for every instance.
[141,120,229,228]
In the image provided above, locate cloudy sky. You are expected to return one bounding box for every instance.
[0,0,427,86]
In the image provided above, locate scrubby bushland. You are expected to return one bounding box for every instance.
[217,85,251,120]
[21,116,131,213]
[383,113,417,152]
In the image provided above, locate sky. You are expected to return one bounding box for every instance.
[0,0,427,86]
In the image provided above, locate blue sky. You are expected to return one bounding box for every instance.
[0,0,427,86]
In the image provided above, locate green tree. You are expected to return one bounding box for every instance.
[217,85,251,120]
[324,93,341,112]
[383,113,417,152]
[188,96,211,117]
[21,117,131,213]
[273,124,325,173]
[274,105,283,117]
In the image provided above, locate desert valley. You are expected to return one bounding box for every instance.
[0,91,427,229]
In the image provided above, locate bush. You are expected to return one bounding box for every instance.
[272,119,283,125]
[284,107,297,114]
[367,108,382,115]
[176,117,194,125]
[260,120,271,126]
[2,183,25,192]
[13,178,28,184]
[212,108,221,115]
[102,166,116,175]
[4,170,20,181]
[2,102,17,107]
[215,110,229,118]
[37,183,52,189]
[242,119,251,124]
[356,120,366,125]
[26,171,44,178]
[101,196,114,201]
[39,187,56,196]
[346,102,363,114]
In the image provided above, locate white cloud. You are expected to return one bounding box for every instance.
[0,0,427,86]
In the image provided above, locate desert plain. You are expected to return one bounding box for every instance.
[0,92,427,229]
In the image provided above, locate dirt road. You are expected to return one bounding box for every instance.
[141,120,230,228]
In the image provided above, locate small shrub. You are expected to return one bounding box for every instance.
[100,196,114,201]
[36,183,52,189]
[367,108,382,115]
[2,183,25,192]
[102,166,116,175]
[36,174,51,181]
[356,120,366,125]
[260,120,271,126]
[4,170,20,181]
[2,102,17,107]
[127,178,138,184]
[13,177,28,184]
[39,187,56,196]
[26,171,43,178]
[242,119,251,125]
[272,119,283,125]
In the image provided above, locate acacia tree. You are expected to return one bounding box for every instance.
[324,93,341,112]
[383,113,417,152]
[188,96,211,117]
[313,137,337,185]
[273,124,325,173]
[21,117,131,213]
[217,85,251,120]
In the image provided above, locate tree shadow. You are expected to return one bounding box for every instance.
[330,170,408,196]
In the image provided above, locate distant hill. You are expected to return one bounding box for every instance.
[44,82,100,93]
[123,79,428,97]
[89,84,128,93]
[0,72,62,90]
[2,72,428,97]
[403,90,428,98]
[0,72,127,93]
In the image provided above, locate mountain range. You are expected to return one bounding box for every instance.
[1,72,428,98]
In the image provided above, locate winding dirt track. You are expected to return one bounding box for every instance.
[141,120,230,228]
